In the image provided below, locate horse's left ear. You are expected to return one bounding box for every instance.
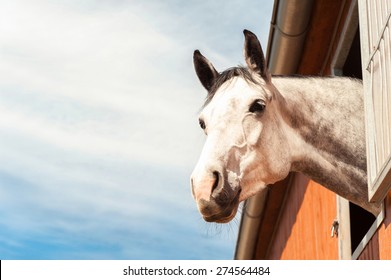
[193,50,219,91]
[243,30,270,82]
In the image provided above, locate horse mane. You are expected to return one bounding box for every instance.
[203,68,363,109]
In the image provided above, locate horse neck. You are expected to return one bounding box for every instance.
[270,77,380,215]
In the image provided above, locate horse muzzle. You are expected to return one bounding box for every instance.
[191,169,241,223]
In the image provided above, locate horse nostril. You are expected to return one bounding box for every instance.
[211,171,220,193]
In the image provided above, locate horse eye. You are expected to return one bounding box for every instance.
[249,100,266,113]
[199,118,206,130]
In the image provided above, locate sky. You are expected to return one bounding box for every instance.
[0,0,273,259]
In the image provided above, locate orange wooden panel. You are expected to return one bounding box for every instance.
[267,174,339,259]
[357,190,391,259]
[297,0,347,75]
[379,190,391,259]
[358,233,380,259]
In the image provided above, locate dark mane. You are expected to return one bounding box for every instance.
[203,66,260,108]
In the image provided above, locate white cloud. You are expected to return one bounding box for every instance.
[0,0,206,169]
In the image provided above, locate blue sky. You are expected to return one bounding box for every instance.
[0,0,273,259]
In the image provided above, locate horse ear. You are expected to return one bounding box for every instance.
[193,50,219,91]
[243,30,270,81]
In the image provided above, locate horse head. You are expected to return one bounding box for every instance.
[191,30,291,223]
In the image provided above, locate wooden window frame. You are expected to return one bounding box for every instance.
[337,197,384,259]
[358,0,391,203]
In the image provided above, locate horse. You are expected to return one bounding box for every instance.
[190,29,382,223]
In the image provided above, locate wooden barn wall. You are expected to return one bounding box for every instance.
[379,192,391,259]
[358,191,391,259]
[267,174,338,259]
[297,0,353,75]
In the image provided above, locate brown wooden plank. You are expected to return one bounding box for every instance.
[358,232,380,259]
[379,191,391,259]
[297,0,347,75]
[358,190,391,259]
[266,175,339,259]
[253,174,293,259]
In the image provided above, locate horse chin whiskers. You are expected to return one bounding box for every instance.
[203,202,240,224]
[203,211,241,238]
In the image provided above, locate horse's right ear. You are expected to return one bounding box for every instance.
[193,50,219,91]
